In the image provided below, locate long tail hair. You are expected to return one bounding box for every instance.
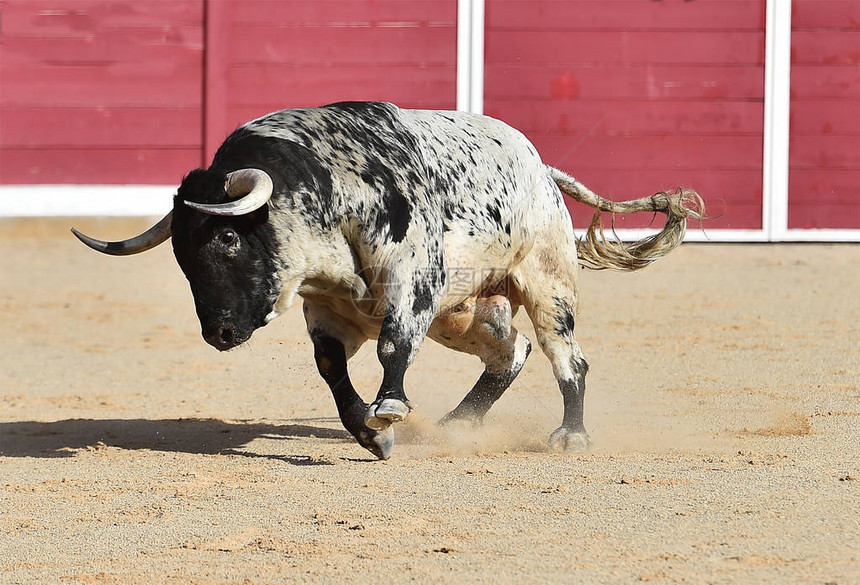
[549,166,705,271]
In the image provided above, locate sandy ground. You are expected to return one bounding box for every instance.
[0,218,858,584]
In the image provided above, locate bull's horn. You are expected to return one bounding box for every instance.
[183,168,274,216]
[71,212,173,256]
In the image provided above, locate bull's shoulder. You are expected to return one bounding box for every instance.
[217,104,441,245]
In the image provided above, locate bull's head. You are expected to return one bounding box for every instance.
[72,168,282,351]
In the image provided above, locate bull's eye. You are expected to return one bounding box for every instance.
[220,230,237,245]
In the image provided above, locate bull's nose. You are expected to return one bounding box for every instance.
[203,324,238,351]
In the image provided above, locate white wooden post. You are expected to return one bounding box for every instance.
[456,0,485,114]
[762,0,792,241]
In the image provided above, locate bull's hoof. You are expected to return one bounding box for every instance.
[364,398,411,431]
[357,426,395,460]
[548,427,591,453]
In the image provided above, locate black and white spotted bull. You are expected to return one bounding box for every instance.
[73,101,703,459]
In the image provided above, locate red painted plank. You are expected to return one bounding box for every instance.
[1,32,201,63]
[0,63,202,107]
[226,25,455,65]
[227,0,456,25]
[0,148,201,184]
[485,31,764,66]
[792,0,860,31]
[789,168,860,228]
[2,28,204,65]
[484,65,764,101]
[790,65,860,99]
[1,1,202,37]
[225,65,456,111]
[486,0,765,31]
[788,204,860,229]
[790,100,860,135]
[791,31,860,65]
[0,107,201,148]
[529,135,763,170]
[484,100,764,136]
[789,135,860,169]
[789,170,860,206]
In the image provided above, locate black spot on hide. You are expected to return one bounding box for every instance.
[553,296,576,339]
[360,159,412,243]
[411,280,433,315]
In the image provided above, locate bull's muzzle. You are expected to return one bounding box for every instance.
[202,323,245,351]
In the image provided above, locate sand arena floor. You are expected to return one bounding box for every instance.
[1,219,858,584]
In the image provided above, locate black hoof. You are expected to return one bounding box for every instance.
[356,426,395,460]
[342,400,396,459]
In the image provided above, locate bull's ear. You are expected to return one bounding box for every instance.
[183,169,273,216]
[71,212,173,256]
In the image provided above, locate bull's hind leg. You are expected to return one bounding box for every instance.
[514,245,591,452]
[429,296,532,425]
[304,302,394,460]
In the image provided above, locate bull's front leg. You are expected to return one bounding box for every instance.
[304,302,394,459]
[364,269,442,432]
[364,316,420,430]
[312,334,395,459]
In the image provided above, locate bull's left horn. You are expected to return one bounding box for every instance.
[71,212,173,256]
[183,168,274,216]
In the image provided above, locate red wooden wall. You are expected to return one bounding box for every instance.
[0,1,204,184]
[483,0,766,230]
[0,0,457,185]
[1,0,856,235]
[204,0,457,162]
[788,0,860,229]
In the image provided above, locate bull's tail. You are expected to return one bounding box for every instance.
[549,166,705,271]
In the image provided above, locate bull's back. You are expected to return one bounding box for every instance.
[240,102,551,230]
[399,109,559,305]
[240,102,560,286]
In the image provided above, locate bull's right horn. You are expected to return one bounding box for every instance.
[71,212,173,256]
[183,168,274,216]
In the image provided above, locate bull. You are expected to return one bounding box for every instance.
[73,101,703,459]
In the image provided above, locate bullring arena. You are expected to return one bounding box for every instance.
[2,0,858,582]
[1,219,857,583]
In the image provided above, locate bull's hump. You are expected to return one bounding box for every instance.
[243,101,404,146]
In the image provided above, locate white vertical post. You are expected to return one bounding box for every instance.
[456,0,471,111]
[457,0,484,114]
[762,0,792,241]
[469,0,484,115]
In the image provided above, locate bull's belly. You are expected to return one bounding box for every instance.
[302,292,516,344]
[302,294,387,341]
[299,231,531,341]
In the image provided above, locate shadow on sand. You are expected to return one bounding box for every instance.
[0,418,363,465]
